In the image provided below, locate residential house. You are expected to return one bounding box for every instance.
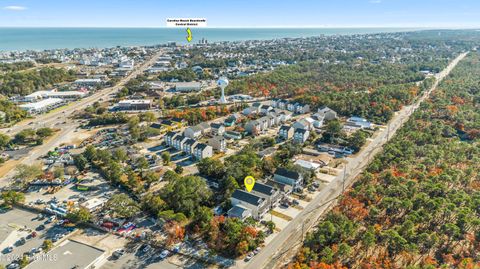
[266,114,277,127]
[242,106,257,116]
[229,189,269,220]
[267,111,281,126]
[193,143,213,160]
[286,102,296,112]
[257,147,276,159]
[347,116,372,129]
[266,179,293,195]
[165,132,178,147]
[245,120,261,135]
[295,103,310,114]
[258,116,269,129]
[183,138,198,155]
[293,118,312,131]
[198,122,211,135]
[210,123,225,136]
[224,130,242,140]
[251,182,282,208]
[171,118,187,128]
[272,99,289,110]
[310,115,325,129]
[277,111,293,123]
[278,125,294,140]
[227,205,252,220]
[294,128,310,144]
[173,135,188,151]
[224,117,236,127]
[184,126,202,139]
[208,136,226,152]
[273,168,304,189]
[161,120,180,132]
[294,159,323,171]
[260,105,274,115]
[317,106,338,121]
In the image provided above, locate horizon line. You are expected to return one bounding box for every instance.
[0,25,479,29]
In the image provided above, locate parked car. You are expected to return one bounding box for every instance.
[112,249,125,259]
[253,247,261,255]
[159,250,169,260]
[142,245,152,253]
[36,224,46,231]
[16,238,26,246]
[46,216,56,223]
[2,246,13,254]
[7,263,20,269]
[244,252,254,262]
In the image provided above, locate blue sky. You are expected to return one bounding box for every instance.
[0,0,479,28]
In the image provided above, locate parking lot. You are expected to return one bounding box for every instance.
[0,208,75,268]
[24,172,116,211]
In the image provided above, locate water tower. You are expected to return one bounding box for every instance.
[217,77,229,104]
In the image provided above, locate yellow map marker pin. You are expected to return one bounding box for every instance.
[244,176,255,192]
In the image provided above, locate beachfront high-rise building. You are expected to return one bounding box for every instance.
[218,77,229,104]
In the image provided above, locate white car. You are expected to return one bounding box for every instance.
[159,250,169,260]
[245,252,254,262]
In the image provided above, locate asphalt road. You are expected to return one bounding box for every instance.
[1,49,165,136]
[242,52,468,269]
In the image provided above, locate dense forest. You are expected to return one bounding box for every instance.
[0,67,75,96]
[227,58,438,124]
[0,61,35,72]
[288,52,480,269]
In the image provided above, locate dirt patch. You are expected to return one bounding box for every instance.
[270,210,293,221]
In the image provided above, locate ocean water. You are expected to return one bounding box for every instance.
[0,27,417,52]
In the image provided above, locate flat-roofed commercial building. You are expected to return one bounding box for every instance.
[27,240,106,269]
[175,82,202,92]
[19,98,64,114]
[117,99,152,110]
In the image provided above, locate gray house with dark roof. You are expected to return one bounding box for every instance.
[193,143,213,160]
[183,138,198,155]
[165,131,178,147]
[251,182,281,208]
[273,168,303,189]
[279,125,294,140]
[210,123,225,136]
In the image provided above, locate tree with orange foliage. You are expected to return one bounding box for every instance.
[339,195,369,221]
[164,221,185,245]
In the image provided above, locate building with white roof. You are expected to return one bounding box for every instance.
[23,90,87,102]
[117,99,152,110]
[19,98,64,114]
[175,82,202,92]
